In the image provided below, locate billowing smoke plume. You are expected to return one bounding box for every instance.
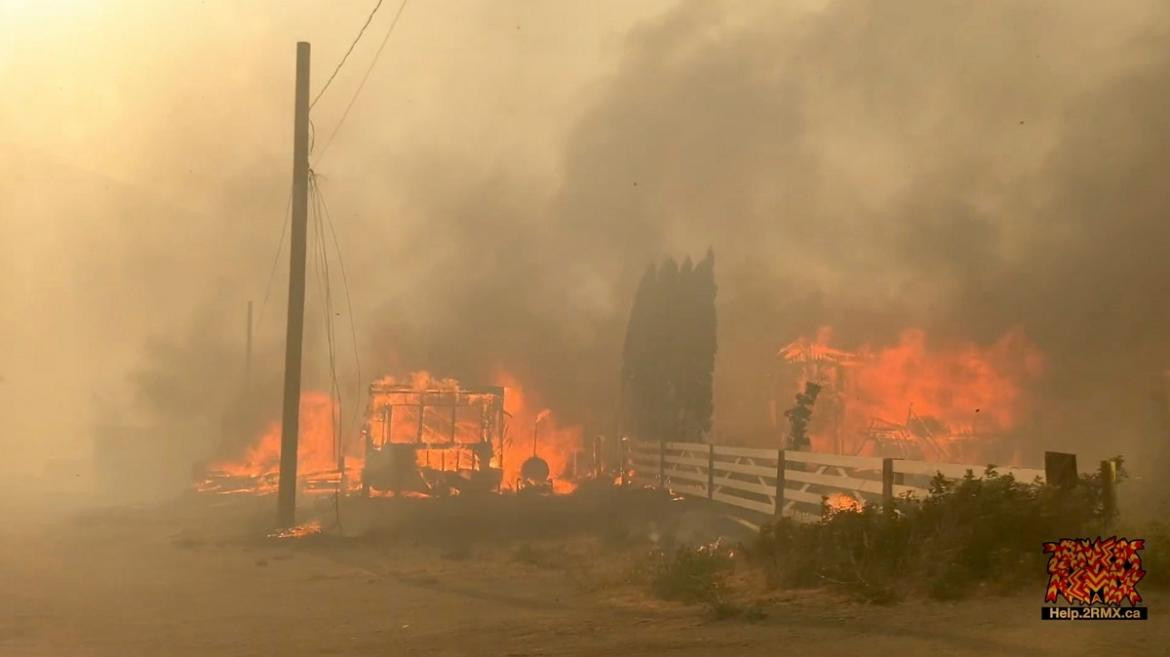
[5,1,1170,497]
[369,0,1170,474]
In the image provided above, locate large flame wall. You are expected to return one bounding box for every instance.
[198,370,582,494]
[782,326,1046,462]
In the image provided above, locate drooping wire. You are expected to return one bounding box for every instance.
[309,171,346,531]
[310,0,386,111]
[315,0,410,162]
[315,178,365,489]
[316,185,345,530]
[309,172,341,458]
[313,175,364,431]
[255,187,294,339]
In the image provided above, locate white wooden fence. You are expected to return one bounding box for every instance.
[626,440,1051,522]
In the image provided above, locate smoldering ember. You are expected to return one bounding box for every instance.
[4,2,1170,656]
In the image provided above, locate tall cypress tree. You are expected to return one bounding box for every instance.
[673,256,701,439]
[690,249,717,438]
[620,252,717,442]
[622,265,657,439]
[652,258,681,440]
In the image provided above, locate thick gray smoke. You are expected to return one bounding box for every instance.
[371,0,1170,475]
[6,1,1170,498]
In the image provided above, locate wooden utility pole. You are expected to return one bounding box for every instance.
[277,42,311,528]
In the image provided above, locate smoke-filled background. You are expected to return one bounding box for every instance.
[3,0,1170,501]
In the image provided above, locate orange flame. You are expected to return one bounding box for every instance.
[268,520,323,539]
[197,370,582,496]
[780,327,1045,463]
[197,391,363,495]
[824,492,863,514]
[493,370,581,493]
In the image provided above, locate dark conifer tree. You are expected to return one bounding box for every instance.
[620,251,717,442]
[690,249,717,438]
[622,264,657,440]
[652,257,681,440]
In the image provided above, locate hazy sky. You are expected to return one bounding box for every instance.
[0,0,681,473]
[4,1,1170,491]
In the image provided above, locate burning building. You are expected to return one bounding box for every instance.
[361,374,506,496]
[197,370,584,497]
[775,327,1046,464]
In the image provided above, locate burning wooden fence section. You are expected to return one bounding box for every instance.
[627,440,1078,522]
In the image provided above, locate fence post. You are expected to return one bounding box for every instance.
[774,449,786,518]
[1100,459,1118,523]
[658,440,665,490]
[1044,451,1078,490]
[882,457,894,512]
[620,437,629,487]
[593,434,602,479]
[707,444,715,499]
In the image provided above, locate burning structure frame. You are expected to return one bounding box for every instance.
[776,337,1008,461]
[360,382,507,496]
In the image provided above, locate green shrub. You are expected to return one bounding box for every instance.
[645,543,735,604]
[753,466,1116,601]
[757,506,906,602]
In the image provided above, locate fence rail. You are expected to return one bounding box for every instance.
[625,440,1096,522]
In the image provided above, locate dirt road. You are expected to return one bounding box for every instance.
[1,491,1164,656]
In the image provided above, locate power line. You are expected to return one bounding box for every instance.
[316,0,410,161]
[308,172,341,452]
[309,173,346,532]
[314,173,364,426]
[256,187,294,338]
[308,172,363,439]
[307,172,362,476]
[310,0,386,111]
